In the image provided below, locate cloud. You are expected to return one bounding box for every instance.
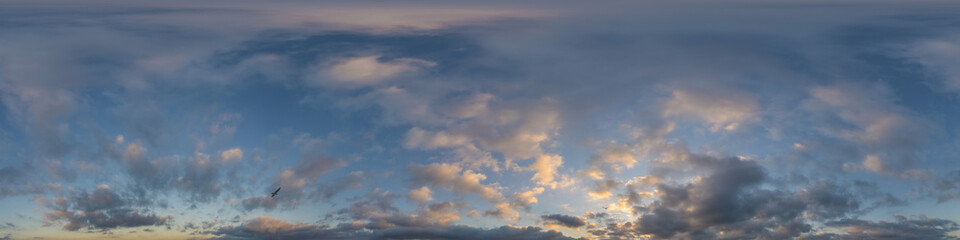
[40,185,171,231]
[814,215,960,240]
[313,171,366,200]
[0,163,46,199]
[209,216,361,240]
[905,35,960,93]
[541,214,586,229]
[370,225,582,240]
[407,186,434,205]
[0,86,79,157]
[588,148,864,240]
[331,189,469,229]
[320,55,436,87]
[923,170,960,203]
[408,163,520,220]
[529,154,565,189]
[662,88,758,132]
[211,216,580,240]
[176,153,224,203]
[218,148,243,163]
[804,83,933,177]
[241,154,344,211]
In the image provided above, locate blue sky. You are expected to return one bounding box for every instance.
[2,1,960,239]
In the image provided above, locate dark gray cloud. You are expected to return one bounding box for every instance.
[588,149,865,240]
[208,216,363,240]
[210,215,581,240]
[541,214,585,228]
[311,171,365,200]
[370,225,582,240]
[0,163,44,199]
[926,170,960,203]
[802,215,960,240]
[332,189,400,225]
[40,186,171,232]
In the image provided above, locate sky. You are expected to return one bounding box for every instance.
[2,0,960,239]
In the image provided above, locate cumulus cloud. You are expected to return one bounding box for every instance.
[529,154,565,189]
[408,163,521,220]
[407,186,434,205]
[218,148,243,163]
[587,148,865,240]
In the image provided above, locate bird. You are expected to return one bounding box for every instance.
[271,187,281,197]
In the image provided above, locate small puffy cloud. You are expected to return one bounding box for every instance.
[321,55,435,86]
[530,154,565,189]
[409,163,522,221]
[407,186,434,205]
[410,163,503,202]
[863,154,886,173]
[218,148,243,163]
[123,142,146,160]
[542,214,586,229]
[422,202,465,225]
[663,89,758,131]
[511,187,544,209]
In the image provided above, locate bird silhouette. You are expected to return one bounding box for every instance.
[271,187,281,197]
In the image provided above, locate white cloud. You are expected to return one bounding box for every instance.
[219,148,243,163]
[530,154,565,189]
[906,36,960,93]
[807,84,929,151]
[407,186,434,205]
[663,89,758,131]
[863,154,886,173]
[123,142,146,160]
[409,163,521,221]
[321,55,435,87]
